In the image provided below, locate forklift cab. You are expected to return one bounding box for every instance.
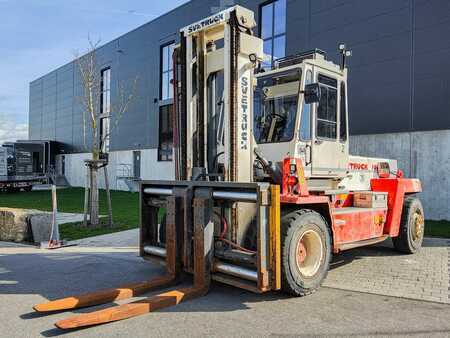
[254,50,349,179]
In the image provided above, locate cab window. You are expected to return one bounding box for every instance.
[299,69,312,140]
[316,74,337,140]
[340,81,347,142]
[254,69,301,143]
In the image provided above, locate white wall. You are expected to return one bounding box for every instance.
[61,152,91,188]
[351,130,450,220]
[57,148,175,191]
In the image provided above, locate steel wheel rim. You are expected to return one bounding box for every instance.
[295,230,323,277]
[412,211,424,241]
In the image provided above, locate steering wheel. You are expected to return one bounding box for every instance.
[270,113,286,121]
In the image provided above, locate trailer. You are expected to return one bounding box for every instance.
[34,6,425,329]
[0,140,59,192]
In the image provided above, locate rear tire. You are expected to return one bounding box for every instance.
[393,196,424,254]
[159,213,166,244]
[281,209,332,296]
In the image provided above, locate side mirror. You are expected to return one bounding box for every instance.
[303,83,321,104]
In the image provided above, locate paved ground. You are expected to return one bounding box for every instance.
[53,212,88,225]
[53,212,106,225]
[1,241,450,338]
[32,185,67,191]
[324,238,450,304]
[69,229,139,247]
[69,229,450,304]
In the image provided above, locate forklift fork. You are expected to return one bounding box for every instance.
[33,275,175,313]
[34,191,214,329]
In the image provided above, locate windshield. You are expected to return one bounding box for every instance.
[254,69,301,143]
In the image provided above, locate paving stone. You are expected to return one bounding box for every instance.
[323,237,450,304]
[69,228,139,247]
[64,228,450,305]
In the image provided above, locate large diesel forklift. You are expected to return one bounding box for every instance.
[34,6,424,329]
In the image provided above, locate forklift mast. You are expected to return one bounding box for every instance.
[174,6,263,183]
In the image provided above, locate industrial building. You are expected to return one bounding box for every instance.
[28,0,450,220]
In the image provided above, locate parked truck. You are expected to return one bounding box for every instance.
[34,6,425,329]
[0,140,59,192]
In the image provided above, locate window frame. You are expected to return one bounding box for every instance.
[259,0,287,69]
[160,41,175,101]
[299,69,313,141]
[339,81,348,143]
[100,67,111,153]
[100,67,111,116]
[253,69,302,144]
[157,104,174,162]
[100,116,110,153]
[315,73,338,141]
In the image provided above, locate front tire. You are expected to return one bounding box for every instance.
[281,210,332,296]
[159,213,166,244]
[393,196,424,254]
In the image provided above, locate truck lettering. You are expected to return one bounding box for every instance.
[240,76,249,149]
[349,162,368,170]
[187,13,224,34]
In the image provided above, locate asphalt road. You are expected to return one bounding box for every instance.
[1,242,450,337]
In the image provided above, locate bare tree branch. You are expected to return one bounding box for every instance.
[100,76,139,145]
[72,37,139,227]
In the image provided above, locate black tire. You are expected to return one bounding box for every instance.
[159,213,166,244]
[281,209,332,296]
[393,196,424,254]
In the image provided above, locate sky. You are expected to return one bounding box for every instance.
[0,0,189,144]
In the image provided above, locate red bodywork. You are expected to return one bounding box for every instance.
[280,157,422,252]
[371,178,422,236]
[332,208,387,247]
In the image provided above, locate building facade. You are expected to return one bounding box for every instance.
[29,0,450,220]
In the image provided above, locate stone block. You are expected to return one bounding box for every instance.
[30,213,53,243]
[0,208,33,242]
[0,208,51,243]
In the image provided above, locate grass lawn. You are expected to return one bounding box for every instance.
[0,188,139,241]
[424,220,450,238]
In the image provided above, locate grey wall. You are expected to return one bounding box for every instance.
[29,0,450,153]
[351,130,450,221]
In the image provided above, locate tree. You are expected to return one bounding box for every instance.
[74,38,137,227]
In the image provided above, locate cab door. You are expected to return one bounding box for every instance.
[311,72,347,177]
[296,66,313,176]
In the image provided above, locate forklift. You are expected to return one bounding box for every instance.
[34,6,424,329]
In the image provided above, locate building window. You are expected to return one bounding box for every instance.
[160,42,175,101]
[100,68,111,115]
[60,155,65,175]
[260,0,286,69]
[316,74,338,140]
[158,104,173,161]
[100,68,111,153]
[100,117,110,153]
